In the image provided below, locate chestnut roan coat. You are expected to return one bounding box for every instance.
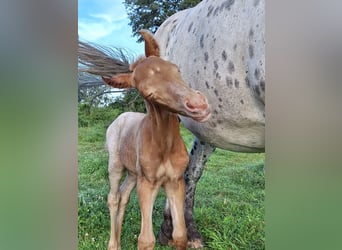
[102,30,210,250]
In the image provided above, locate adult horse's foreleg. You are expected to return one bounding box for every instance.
[158,137,215,248]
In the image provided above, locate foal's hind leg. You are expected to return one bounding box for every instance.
[107,157,125,250]
[115,173,136,248]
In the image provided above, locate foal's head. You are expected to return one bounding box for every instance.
[102,30,211,122]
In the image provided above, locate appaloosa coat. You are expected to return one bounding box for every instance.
[155,0,265,247]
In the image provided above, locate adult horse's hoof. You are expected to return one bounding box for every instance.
[188,239,204,249]
[187,227,205,249]
[157,229,172,246]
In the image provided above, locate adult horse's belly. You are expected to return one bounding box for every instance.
[180,113,265,153]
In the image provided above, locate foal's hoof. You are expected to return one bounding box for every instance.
[108,244,120,250]
[158,226,205,248]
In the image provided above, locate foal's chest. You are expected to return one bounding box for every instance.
[139,148,189,183]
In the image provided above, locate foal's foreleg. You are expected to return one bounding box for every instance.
[137,177,160,250]
[158,138,216,248]
[164,178,187,250]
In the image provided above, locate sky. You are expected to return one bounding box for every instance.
[78,0,144,56]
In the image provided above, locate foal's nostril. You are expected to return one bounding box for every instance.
[185,101,196,111]
[196,91,204,101]
[185,91,210,112]
[197,93,209,109]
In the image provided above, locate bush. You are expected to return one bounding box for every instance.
[78,103,91,127]
[109,89,146,114]
[88,106,120,127]
[78,104,121,128]
[78,89,146,128]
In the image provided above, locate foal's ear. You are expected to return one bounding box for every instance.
[139,29,160,57]
[102,73,133,88]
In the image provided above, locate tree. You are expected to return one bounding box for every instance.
[124,0,202,41]
[109,88,146,113]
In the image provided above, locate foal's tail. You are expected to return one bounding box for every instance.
[78,40,133,78]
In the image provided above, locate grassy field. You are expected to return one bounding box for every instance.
[78,121,265,250]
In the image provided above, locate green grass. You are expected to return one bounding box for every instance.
[78,122,265,249]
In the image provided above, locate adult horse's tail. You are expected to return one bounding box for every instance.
[78,40,133,77]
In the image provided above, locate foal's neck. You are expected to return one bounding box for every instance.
[145,102,181,150]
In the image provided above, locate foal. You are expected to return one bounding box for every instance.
[103,30,211,250]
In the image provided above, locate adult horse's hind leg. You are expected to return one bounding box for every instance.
[158,199,173,246]
[107,156,125,250]
[115,173,136,248]
[158,137,215,248]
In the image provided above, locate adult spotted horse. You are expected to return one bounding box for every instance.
[155,0,265,248]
